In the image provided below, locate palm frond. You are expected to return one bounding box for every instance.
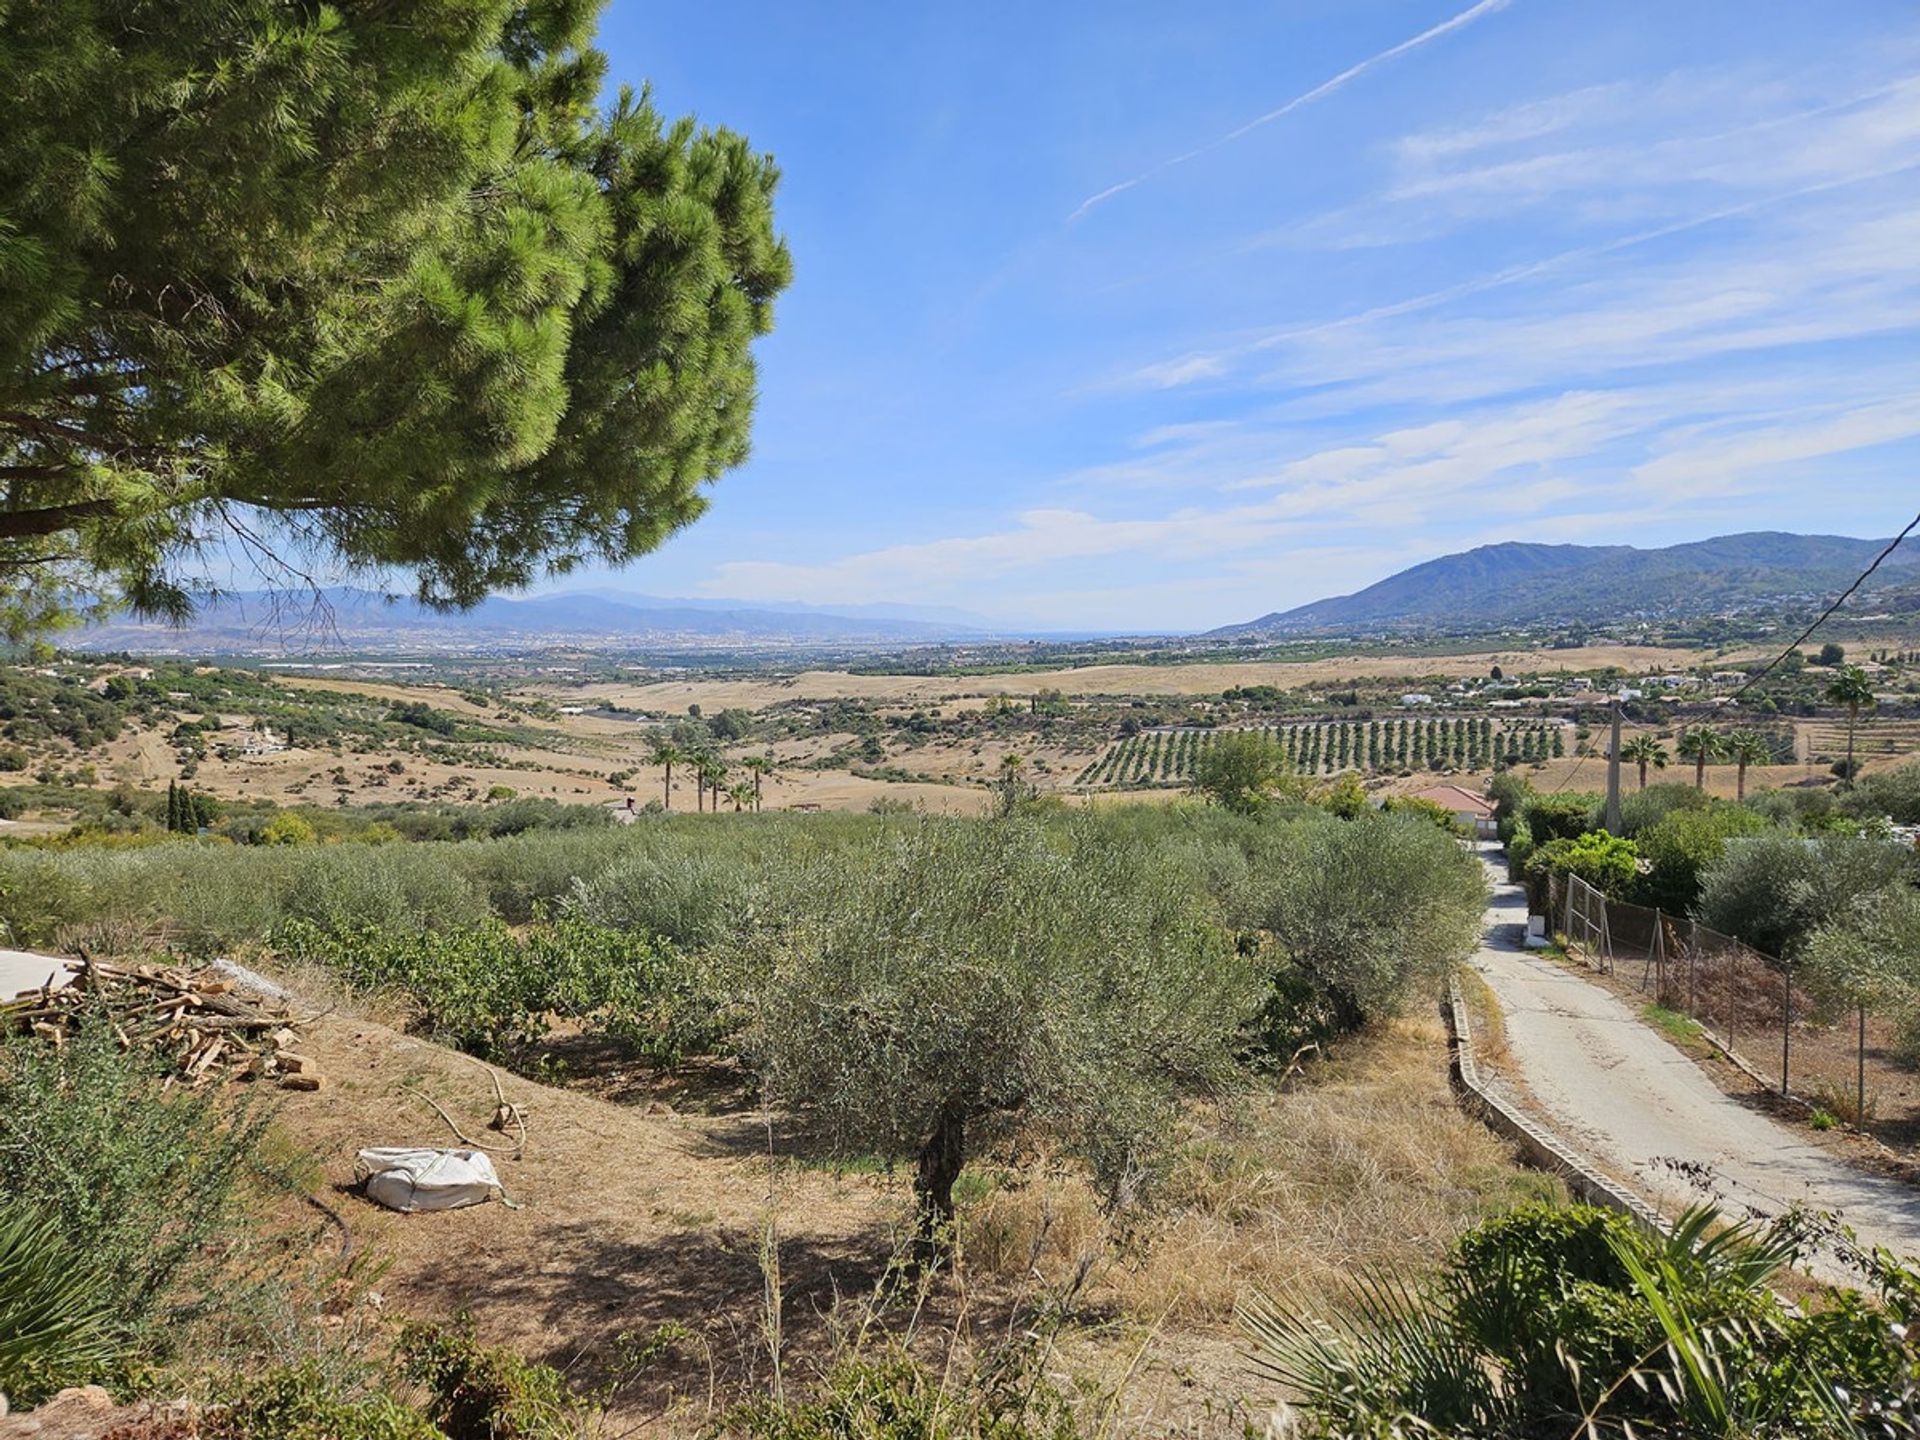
[0,1201,124,1397]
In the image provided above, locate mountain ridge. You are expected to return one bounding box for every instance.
[1210,531,1920,637]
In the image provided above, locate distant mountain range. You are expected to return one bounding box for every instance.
[84,587,1004,654]
[1210,532,1920,638]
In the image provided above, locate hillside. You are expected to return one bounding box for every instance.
[1212,532,1920,638]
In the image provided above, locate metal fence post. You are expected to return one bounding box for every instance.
[1651,907,1663,999]
[1859,1003,1868,1124]
[1781,970,1791,1097]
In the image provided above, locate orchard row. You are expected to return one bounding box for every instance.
[1077,717,1567,787]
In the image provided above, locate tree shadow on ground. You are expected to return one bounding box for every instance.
[395,1215,1024,1422]
[516,1034,759,1113]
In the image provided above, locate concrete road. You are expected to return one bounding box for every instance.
[0,949,75,999]
[1469,844,1920,1268]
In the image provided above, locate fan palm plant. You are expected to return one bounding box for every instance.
[1239,1203,1851,1440]
[1620,734,1667,790]
[698,755,729,813]
[1825,664,1877,786]
[1675,725,1724,790]
[0,1201,122,1404]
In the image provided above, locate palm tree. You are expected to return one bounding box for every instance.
[1620,734,1667,790]
[1675,725,1724,790]
[741,753,775,812]
[725,781,755,813]
[698,755,729,812]
[1825,664,1877,787]
[1725,729,1771,801]
[649,739,683,811]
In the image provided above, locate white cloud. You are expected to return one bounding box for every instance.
[1632,396,1920,493]
[1127,354,1229,389]
[1067,0,1516,221]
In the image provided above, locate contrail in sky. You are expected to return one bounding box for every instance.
[1068,0,1516,223]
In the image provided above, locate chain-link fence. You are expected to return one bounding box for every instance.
[1550,873,1902,1133]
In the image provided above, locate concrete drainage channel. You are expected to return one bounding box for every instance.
[1444,976,1666,1234]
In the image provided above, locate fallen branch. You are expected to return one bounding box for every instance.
[402,1085,519,1156]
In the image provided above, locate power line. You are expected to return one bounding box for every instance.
[1727,509,1920,705]
[1550,720,1600,794]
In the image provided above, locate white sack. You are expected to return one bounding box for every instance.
[355,1146,502,1213]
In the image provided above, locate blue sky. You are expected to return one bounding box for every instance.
[566,0,1920,632]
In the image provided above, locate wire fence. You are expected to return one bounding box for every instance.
[1552,873,1905,1135]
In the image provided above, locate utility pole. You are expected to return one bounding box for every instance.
[1604,699,1623,834]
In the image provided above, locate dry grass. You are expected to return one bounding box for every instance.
[963,1015,1559,1325]
[549,646,1714,713]
[1456,968,1512,1071]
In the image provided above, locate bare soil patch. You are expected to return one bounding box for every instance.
[247,992,1546,1433]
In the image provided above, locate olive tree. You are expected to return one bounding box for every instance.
[1191,730,1296,815]
[1696,832,1915,958]
[1803,887,1920,1059]
[1252,812,1487,1031]
[745,817,1260,1263]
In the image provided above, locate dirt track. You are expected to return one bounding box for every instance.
[1470,845,1920,1271]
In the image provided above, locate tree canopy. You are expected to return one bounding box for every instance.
[0,0,790,630]
[744,818,1259,1259]
[1191,730,1295,815]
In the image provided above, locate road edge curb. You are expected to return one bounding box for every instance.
[1445,975,1666,1233]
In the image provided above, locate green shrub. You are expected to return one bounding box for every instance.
[206,1360,442,1440]
[1487,771,1532,844]
[398,1316,599,1440]
[729,1351,1082,1440]
[275,915,718,1065]
[1844,758,1920,823]
[1521,831,1638,913]
[1615,781,1712,838]
[1503,817,1533,880]
[1802,886,1920,1061]
[565,846,755,949]
[278,844,484,936]
[0,854,91,947]
[1520,793,1600,844]
[0,1016,270,1392]
[1743,784,1835,830]
[1630,802,1769,914]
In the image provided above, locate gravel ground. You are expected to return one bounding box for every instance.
[1469,844,1920,1274]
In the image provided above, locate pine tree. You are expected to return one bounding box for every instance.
[0,2,792,631]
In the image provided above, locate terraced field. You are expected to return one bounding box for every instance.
[1076,716,1566,787]
[1798,715,1920,763]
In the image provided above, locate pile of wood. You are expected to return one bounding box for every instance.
[1,956,321,1090]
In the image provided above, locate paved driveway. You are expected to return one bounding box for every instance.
[1470,844,1920,1270]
